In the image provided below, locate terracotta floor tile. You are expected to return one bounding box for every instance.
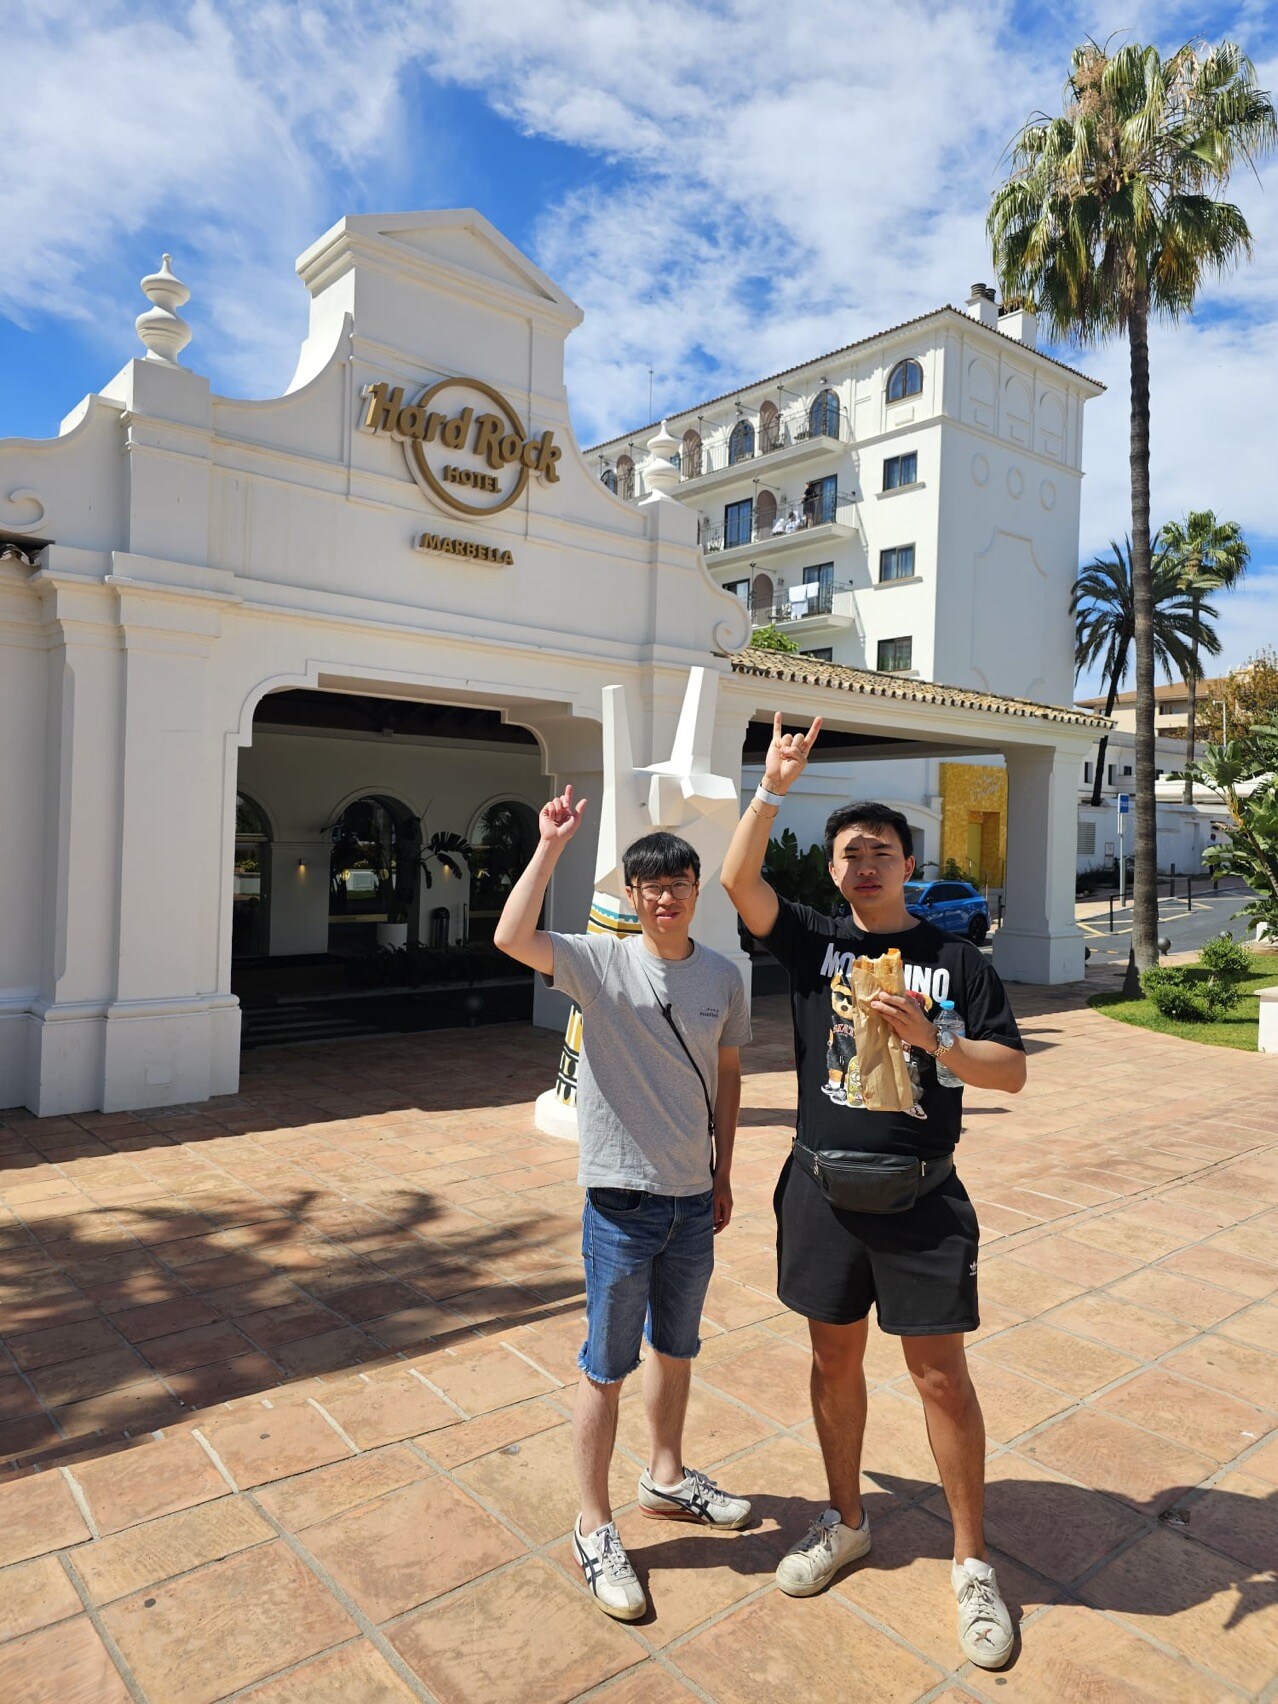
[239,1639,420,1703]
[675,1582,942,1703]
[389,1556,644,1704]
[1161,1335,1278,1412]
[964,1600,1226,1703]
[1171,1472,1276,1579]
[1107,1268,1250,1329]
[425,1398,567,1469]
[975,1259,1086,1319]
[1003,1233,1142,1288]
[954,1451,1146,1585]
[0,1553,82,1642]
[0,1375,46,1424]
[365,1300,472,1350]
[1097,1369,1274,1462]
[697,1337,812,1425]
[0,1470,91,1565]
[417,1343,558,1414]
[701,1274,786,1330]
[615,1382,777,1470]
[301,1475,524,1620]
[577,1662,703,1704]
[1069,1215,1185,1263]
[1046,1293,1196,1360]
[4,1315,127,1371]
[966,1360,1074,1444]
[832,1504,1054,1669]
[457,1421,635,1544]
[1019,1407,1215,1513]
[860,1387,943,1491]
[1219,1300,1278,1356]
[28,1345,152,1407]
[139,1319,255,1373]
[110,1295,222,1343]
[165,1351,281,1408]
[198,1401,351,1488]
[68,1495,273,1604]
[972,1322,1140,1397]
[69,1431,229,1533]
[0,1615,132,1704]
[1082,1524,1278,1694]
[51,1377,180,1441]
[1160,1244,1277,1300]
[254,1444,433,1531]
[316,1368,456,1447]
[272,1324,385,1376]
[102,1539,354,1704]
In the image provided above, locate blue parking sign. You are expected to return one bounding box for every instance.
[1118,793,1130,815]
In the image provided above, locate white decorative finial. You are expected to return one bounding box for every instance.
[641,419,681,494]
[136,253,192,364]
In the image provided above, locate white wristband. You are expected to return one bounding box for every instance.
[754,784,787,808]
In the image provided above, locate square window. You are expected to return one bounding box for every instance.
[724,577,750,603]
[803,647,834,662]
[883,452,917,490]
[877,636,912,672]
[879,545,916,582]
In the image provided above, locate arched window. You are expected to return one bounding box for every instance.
[329,795,416,921]
[728,419,755,465]
[616,455,635,501]
[681,428,702,479]
[600,467,618,493]
[750,571,774,619]
[754,489,778,538]
[232,793,272,959]
[887,359,924,402]
[469,801,540,938]
[809,389,840,439]
[759,400,782,453]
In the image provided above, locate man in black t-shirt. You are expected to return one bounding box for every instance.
[722,714,1026,1671]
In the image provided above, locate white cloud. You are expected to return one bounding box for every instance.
[3,0,1275,663]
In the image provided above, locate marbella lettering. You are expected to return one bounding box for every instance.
[416,532,514,565]
[360,376,560,519]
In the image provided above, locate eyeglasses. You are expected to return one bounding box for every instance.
[630,878,698,901]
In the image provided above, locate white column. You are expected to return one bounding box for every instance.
[993,744,1085,985]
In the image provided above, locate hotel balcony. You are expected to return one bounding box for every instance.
[747,582,858,636]
[700,491,858,563]
[672,416,846,498]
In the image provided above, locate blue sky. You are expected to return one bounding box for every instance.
[3,0,1276,690]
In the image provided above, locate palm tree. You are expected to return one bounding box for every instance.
[989,39,1276,970]
[1073,537,1219,806]
[1158,511,1250,799]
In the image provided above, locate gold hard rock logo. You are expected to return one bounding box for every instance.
[361,377,561,517]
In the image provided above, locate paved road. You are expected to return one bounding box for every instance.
[1074,881,1258,964]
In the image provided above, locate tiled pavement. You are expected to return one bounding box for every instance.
[1,977,1276,1704]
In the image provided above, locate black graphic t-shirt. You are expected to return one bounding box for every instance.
[764,898,1024,1161]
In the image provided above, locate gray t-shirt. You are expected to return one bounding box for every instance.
[547,933,752,1196]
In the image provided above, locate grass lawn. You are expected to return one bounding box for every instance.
[1091,958,1278,1051]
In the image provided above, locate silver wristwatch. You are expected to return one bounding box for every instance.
[933,1023,957,1058]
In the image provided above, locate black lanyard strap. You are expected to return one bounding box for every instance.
[639,966,715,1140]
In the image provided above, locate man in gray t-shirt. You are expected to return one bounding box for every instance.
[495,790,752,1622]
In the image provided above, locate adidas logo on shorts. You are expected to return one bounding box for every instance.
[968,1260,978,1276]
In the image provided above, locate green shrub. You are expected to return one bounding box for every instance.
[1197,934,1253,978]
[1140,967,1214,1022]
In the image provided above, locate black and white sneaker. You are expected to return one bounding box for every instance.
[637,1465,751,1529]
[572,1517,646,1620]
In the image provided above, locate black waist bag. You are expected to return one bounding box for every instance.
[793,1140,953,1214]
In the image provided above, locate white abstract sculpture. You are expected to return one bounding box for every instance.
[534,665,740,1139]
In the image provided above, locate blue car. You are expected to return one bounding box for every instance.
[904,879,990,944]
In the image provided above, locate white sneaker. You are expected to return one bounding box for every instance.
[638,1465,751,1529]
[775,1506,871,1596]
[952,1557,1014,1669]
[572,1518,646,1621]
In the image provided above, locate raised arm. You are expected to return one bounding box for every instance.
[493,786,588,976]
[721,712,823,938]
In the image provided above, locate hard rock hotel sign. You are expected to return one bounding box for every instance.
[360,377,561,534]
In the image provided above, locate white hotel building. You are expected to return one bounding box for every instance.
[590,288,1104,876]
[0,214,1106,1118]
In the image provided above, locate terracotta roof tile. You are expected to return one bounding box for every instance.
[728,647,1113,730]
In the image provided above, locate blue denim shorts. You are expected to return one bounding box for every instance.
[579,1187,715,1384]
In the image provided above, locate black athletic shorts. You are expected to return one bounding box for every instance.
[774,1152,980,1336]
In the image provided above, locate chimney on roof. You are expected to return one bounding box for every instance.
[966,283,998,329]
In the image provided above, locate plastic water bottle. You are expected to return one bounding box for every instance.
[934,1000,964,1088]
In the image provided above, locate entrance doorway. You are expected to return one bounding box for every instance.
[328,794,417,953]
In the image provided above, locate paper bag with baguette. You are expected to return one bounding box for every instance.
[849,947,918,1113]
